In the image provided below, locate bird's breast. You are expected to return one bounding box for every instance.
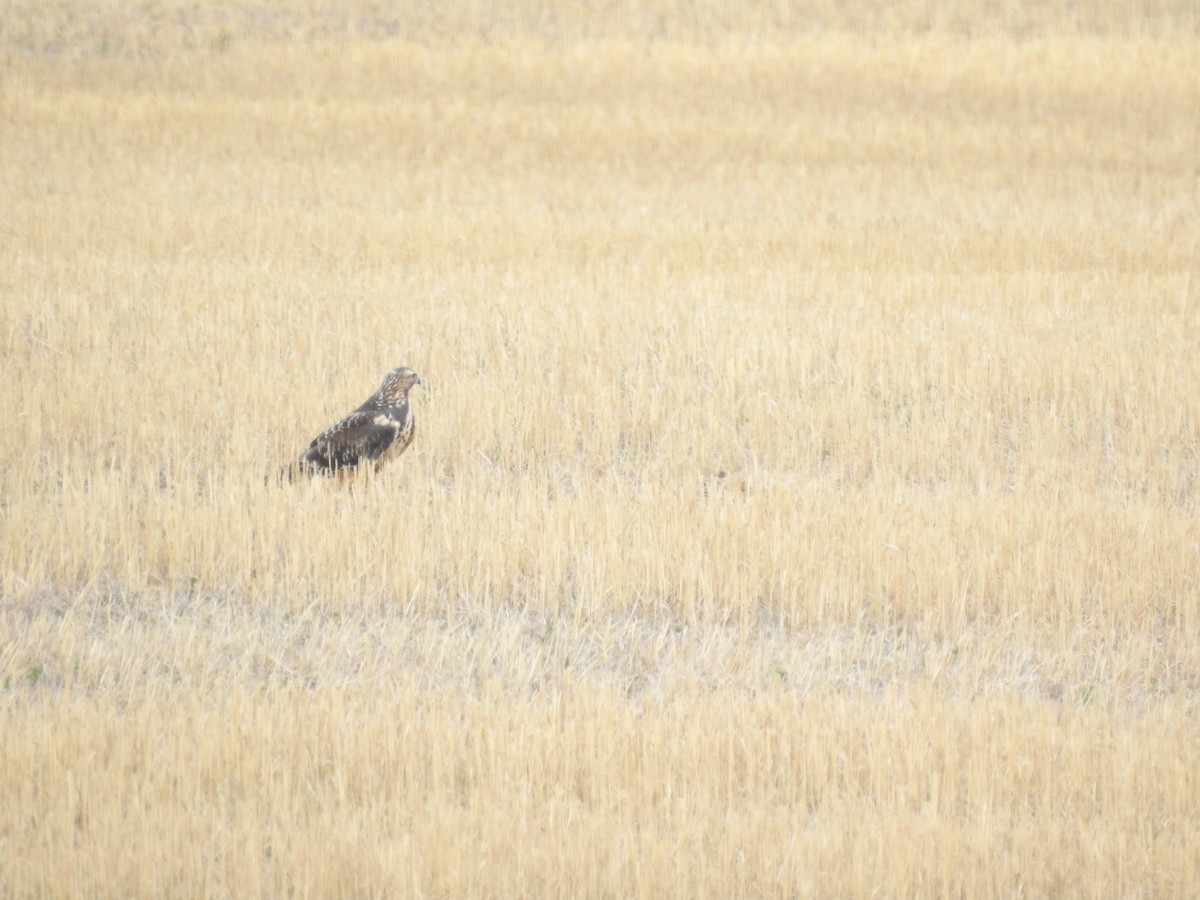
[373,408,415,466]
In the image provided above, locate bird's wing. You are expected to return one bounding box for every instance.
[301,411,400,471]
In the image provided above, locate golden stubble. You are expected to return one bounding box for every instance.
[2,6,1198,896]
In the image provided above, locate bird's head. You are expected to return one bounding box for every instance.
[378,367,423,404]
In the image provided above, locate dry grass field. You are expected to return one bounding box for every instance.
[2,1,1199,895]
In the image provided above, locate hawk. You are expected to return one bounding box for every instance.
[280,367,422,481]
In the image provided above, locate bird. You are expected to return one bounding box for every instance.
[279,367,422,481]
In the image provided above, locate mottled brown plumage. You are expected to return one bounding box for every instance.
[281,367,422,481]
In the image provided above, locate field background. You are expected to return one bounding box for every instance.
[2,1,1199,895]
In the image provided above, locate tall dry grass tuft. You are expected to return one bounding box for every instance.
[2,3,1198,895]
